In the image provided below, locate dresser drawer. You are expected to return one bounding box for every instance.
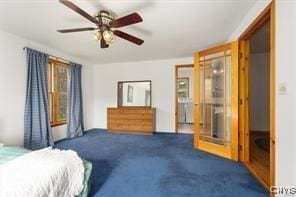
[108,108,154,114]
[108,119,134,125]
[133,125,153,132]
[108,123,132,131]
[108,119,152,126]
[108,113,153,120]
[133,119,153,126]
[108,124,153,132]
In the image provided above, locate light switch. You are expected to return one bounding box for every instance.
[278,82,288,95]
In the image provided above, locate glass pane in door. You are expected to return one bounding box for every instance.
[203,61,213,137]
[199,51,231,147]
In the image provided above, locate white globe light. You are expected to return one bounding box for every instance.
[92,32,101,41]
[103,30,113,42]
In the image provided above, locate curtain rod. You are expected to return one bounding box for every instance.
[23,47,70,64]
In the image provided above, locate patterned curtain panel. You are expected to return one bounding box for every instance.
[67,62,84,138]
[24,48,53,150]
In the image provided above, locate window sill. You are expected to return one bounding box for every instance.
[51,122,66,127]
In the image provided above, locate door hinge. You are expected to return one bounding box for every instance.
[239,99,243,105]
[239,52,243,59]
[239,145,243,151]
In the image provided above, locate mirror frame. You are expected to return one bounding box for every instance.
[117,80,152,108]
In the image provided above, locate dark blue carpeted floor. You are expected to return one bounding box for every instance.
[54,129,267,197]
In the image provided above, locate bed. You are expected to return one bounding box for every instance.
[0,147,92,197]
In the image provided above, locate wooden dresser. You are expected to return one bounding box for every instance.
[107,107,156,134]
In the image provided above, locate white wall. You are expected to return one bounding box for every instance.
[275,0,296,186]
[229,0,296,187]
[249,53,270,132]
[228,0,272,41]
[0,29,95,146]
[93,57,193,132]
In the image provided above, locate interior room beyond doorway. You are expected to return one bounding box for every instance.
[175,65,194,134]
[248,21,271,187]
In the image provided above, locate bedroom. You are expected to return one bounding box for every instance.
[0,0,295,196]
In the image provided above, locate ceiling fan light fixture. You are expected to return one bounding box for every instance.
[57,0,144,48]
[103,30,113,43]
[92,32,102,41]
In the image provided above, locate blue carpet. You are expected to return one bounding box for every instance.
[54,129,267,197]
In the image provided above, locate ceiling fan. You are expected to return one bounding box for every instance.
[57,0,144,48]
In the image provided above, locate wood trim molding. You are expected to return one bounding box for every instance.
[51,122,66,127]
[193,56,200,148]
[239,2,272,40]
[231,41,239,161]
[199,140,232,160]
[48,58,69,67]
[175,64,194,68]
[198,43,231,57]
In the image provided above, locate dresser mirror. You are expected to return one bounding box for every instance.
[118,80,151,107]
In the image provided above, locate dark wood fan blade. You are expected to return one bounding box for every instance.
[101,39,109,48]
[111,13,143,28]
[59,0,99,24]
[57,27,96,33]
[113,30,144,45]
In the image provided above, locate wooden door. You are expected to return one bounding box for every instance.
[194,42,239,161]
[238,40,250,163]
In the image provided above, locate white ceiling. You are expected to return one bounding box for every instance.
[0,0,256,64]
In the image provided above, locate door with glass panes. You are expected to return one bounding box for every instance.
[194,42,238,160]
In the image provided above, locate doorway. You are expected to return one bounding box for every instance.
[175,65,194,134]
[238,1,275,189]
[249,21,270,186]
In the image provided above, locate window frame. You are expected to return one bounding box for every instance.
[48,58,69,127]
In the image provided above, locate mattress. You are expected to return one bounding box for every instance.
[0,147,92,197]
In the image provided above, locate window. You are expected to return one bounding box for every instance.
[48,58,68,126]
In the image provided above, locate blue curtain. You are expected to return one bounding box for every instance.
[24,48,53,150]
[67,62,84,138]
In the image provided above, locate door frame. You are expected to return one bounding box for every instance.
[193,42,239,161]
[238,0,275,189]
[175,64,194,133]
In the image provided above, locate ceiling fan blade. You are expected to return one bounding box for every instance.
[111,13,143,28]
[57,27,96,33]
[59,0,99,24]
[101,39,109,48]
[113,30,144,45]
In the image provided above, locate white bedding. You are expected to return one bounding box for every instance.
[0,148,84,197]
